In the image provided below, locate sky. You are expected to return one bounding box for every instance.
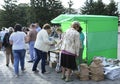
[61,0,120,8]
[0,0,120,12]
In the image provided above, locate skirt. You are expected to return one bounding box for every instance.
[60,53,77,70]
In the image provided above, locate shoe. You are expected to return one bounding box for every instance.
[65,78,73,82]
[6,64,9,67]
[33,70,39,73]
[61,75,66,80]
[42,71,50,74]
[22,68,26,73]
[15,74,19,78]
[27,60,33,63]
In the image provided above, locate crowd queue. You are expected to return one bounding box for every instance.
[0,21,84,82]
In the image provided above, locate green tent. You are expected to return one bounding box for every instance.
[51,14,118,64]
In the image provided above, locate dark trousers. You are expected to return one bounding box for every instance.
[32,48,47,73]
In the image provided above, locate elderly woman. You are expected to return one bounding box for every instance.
[9,24,26,77]
[32,23,56,74]
[60,21,80,82]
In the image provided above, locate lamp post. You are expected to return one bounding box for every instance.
[68,0,73,14]
[117,2,120,25]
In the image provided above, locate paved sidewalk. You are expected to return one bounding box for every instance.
[0,32,120,84]
[0,50,120,84]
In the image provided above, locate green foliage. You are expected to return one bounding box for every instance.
[29,0,65,27]
[106,0,118,16]
[15,4,30,26]
[81,0,95,14]
[81,0,118,16]
[93,0,106,15]
[0,0,18,27]
[0,0,65,28]
[0,0,29,28]
[0,0,118,28]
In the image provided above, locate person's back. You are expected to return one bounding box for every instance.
[11,32,26,50]
[27,24,37,62]
[3,27,14,67]
[61,28,80,55]
[29,28,37,41]
[3,33,11,48]
[9,24,26,77]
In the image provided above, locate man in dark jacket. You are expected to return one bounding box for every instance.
[3,27,14,67]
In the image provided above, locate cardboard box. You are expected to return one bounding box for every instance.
[50,52,59,62]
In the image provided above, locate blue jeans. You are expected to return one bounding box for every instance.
[29,41,36,61]
[13,49,26,75]
[32,48,47,73]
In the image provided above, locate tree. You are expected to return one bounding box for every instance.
[81,0,95,14]
[30,0,65,26]
[93,0,106,15]
[81,0,118,16]
[106,0,118,16]
[0,0,30,28]
[0,0,18,27]
[0,9,5,28]
[15,3,30,26]
[0,0,65,28]
[81,0,106,15]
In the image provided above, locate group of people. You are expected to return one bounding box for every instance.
[0,21,85,82]
[0,23,42,77]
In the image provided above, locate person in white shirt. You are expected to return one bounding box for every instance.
[9,24,26,77]
[32,23,56,73]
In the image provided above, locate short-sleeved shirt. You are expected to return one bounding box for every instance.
[9,31,26,50]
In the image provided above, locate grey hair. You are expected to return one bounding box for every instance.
[8,27,14,32]
[71,21,80,26]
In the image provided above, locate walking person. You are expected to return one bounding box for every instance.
[0,27,7,50]
[60,21,80,82]
[27,24,37,62]
[2,27,14,67]
[32,23,56,74]
[9,24,26,77]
